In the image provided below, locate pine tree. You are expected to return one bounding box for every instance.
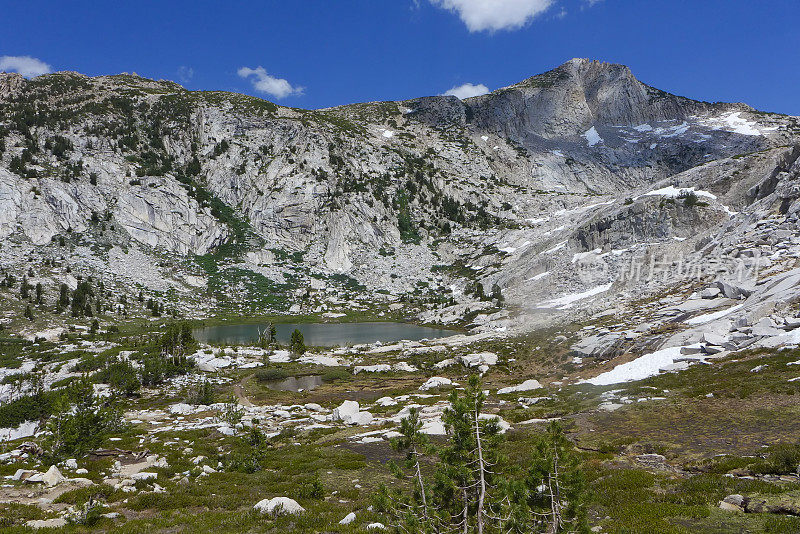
[20,276,29,300]
[525,421,587,533]
[186,155,201,175]
[290,328,306,355]
[387,407,434,532]
[59,283,70,308]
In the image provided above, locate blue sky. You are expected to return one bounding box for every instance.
[2,0,799,114]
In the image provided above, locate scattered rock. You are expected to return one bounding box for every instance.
[26,518,68,529]
[716,279,755,300]
[42,465,66,487]
[498,379,543,394]
[339,512,356,525]
[333,400,360,421]
[700,287,721,299]
[459,352,498,368]
[254,496,306,515]
[12,468,36,481]
[719,494,746,512]
[420,377,452,390]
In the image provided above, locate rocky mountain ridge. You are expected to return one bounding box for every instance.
[1,58,799,337]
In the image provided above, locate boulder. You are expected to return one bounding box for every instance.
[459,352,498,368]
[700,287,721,299]
[339,512,356,525]
[635,454,668,468]
[27,518,68,529]
[702,344,725,355]
[169,403,196,415]
[42,465,66,487]
[716,279,755,299]
[420,377,452,390]
[785,317,800,329]
[421,419,447,435]
[375,396,397,407]
[433,358,456,369]
[333,400,360,421]
[701,332,728,346]
[498,379,543,395]
[755,317,777,329]
[719,494,746,512]
[680,345,704,355]
[347,411,374,426]
[353,364,391,374]
[571,333,622,359]
[366,523,386,530]
[254,496,305,515]
[12,469,36,481]
[732,316,750,329]
[218,425,235,436]
[751,324,784,337]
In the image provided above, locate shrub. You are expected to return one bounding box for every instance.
[0,392,57,428]
[188,380,215,405]
[751,442,800,475]
[321,368,350,382]
[101,360,141,396]
[297,475,324,499]
[139,352,193,386]
[45,377,125,457]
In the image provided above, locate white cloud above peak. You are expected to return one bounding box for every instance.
[177,66,194,83]
[237,66,304,99]
[0,55,52,78]
[443,82,490,99]
[430,0,553,32]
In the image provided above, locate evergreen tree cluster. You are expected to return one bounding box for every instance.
[380,375,587,533]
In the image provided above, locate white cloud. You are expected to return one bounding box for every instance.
[177,66,194,83]
[430,0,553,32]
[0,55,52,78]
[443,82,490,99]
[237,66,304,99]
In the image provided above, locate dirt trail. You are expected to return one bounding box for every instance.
[234,380,254,407]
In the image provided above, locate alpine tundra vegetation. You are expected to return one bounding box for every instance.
[2,54,800,533]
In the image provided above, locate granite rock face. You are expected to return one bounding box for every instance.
[1,59,799,329]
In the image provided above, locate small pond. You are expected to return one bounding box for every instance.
[194,321,455,347]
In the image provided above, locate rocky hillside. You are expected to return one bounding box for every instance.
[1,58,799,335]
[4,59,800,533]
